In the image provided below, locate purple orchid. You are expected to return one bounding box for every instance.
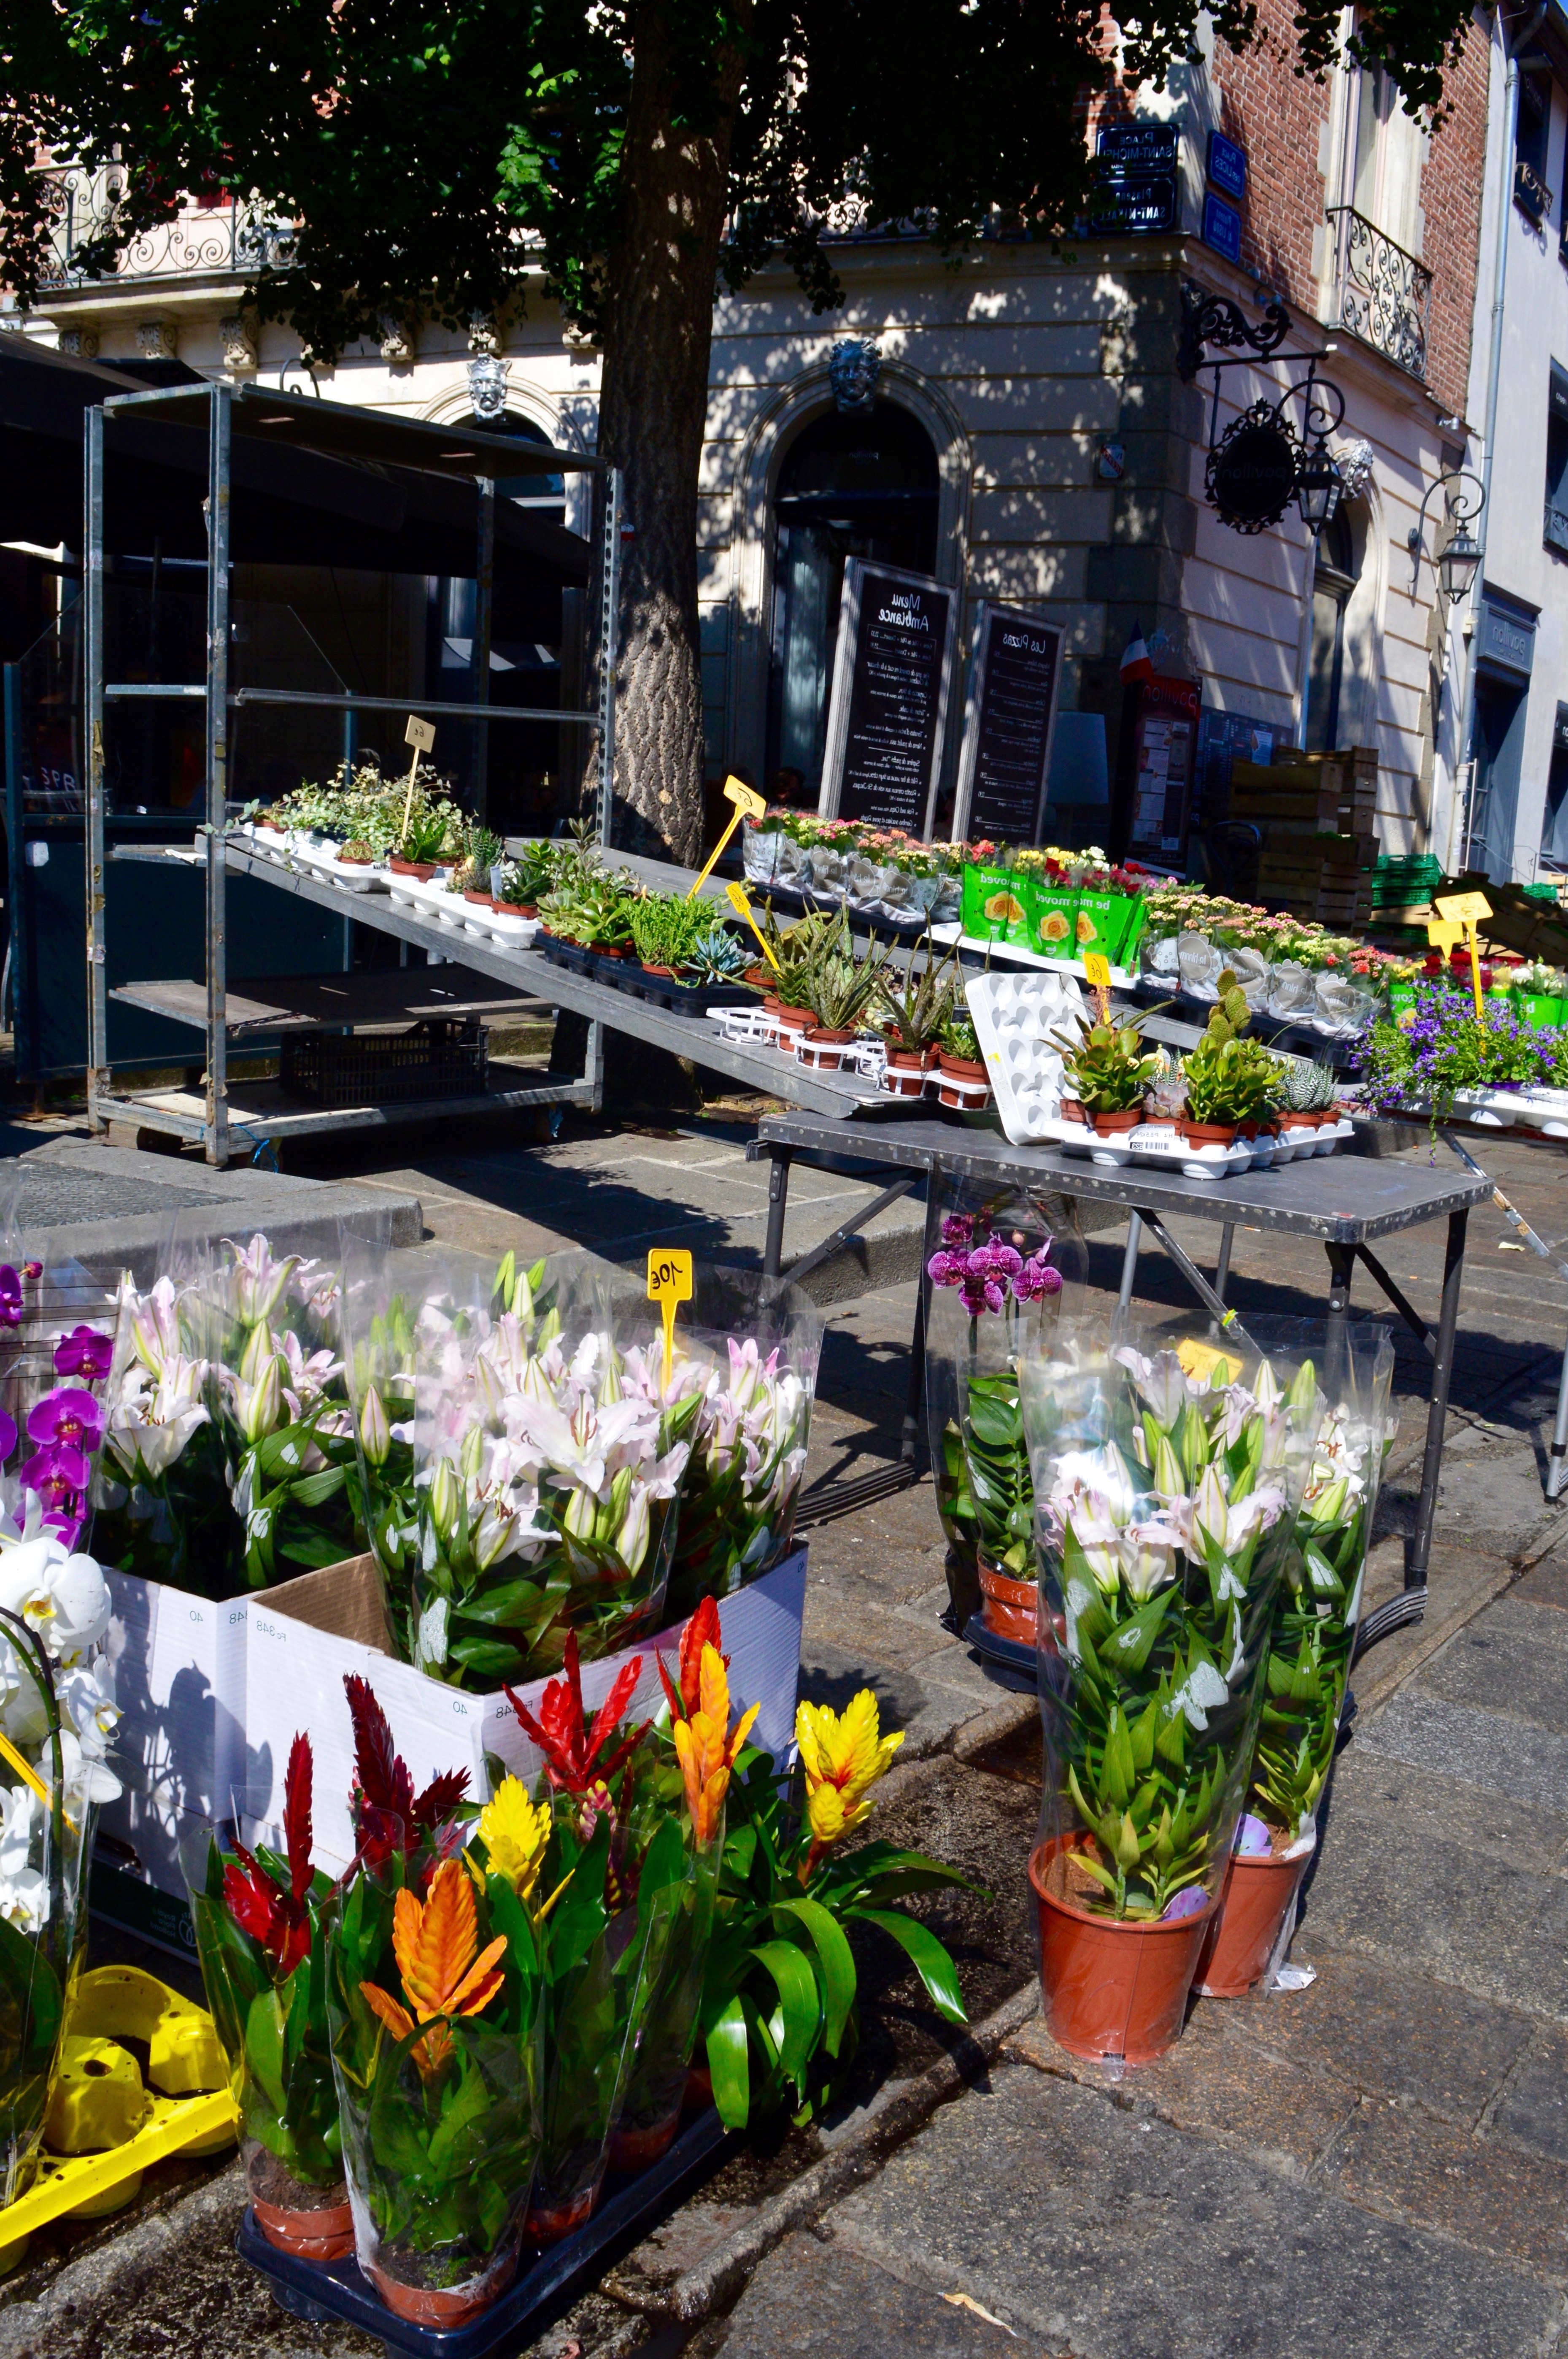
[27,1387,106,1454]
[0,1267,22,1329]
[43,1511,84,1552]
[19,1442,89,1513]
[1013,1251,1063,1304]
[959,1271,1005,1317]
[939,1213,975,1250]
[0,1410,15,1463]
[1162,1886,1209,1921]
[926,1249,969,1289]
[971,1234,1024,1285]
[54,1325,113,1382]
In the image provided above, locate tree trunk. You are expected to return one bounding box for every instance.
[596,4,745,866]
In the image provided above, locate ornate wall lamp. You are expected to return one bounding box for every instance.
[1406,471,1486,601]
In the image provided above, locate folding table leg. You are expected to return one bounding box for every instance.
[1548,1331,1568,1502]
[1117,1213,1142,1311]
[1213,1223,1235,1307]
[1407,1209,1468,1587]
[763,1153,791,1280]
[902,1188,940,1465]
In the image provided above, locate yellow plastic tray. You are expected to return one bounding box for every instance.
[0,1964,238,2271]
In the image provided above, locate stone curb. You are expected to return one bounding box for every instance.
[665,1981,1041,2325]
[0,2159,244,2357]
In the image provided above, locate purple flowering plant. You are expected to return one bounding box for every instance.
[927,1212,1064,1584]
[1353,985,1568,1125]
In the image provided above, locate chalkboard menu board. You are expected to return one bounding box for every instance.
[819,560,955,837]
[953,604,1063,846]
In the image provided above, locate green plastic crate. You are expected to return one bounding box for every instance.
[1371,854,1444,908]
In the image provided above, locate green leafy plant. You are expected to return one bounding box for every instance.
[628,891,711,971]
[804,925,890,1032]
[495,842,559,908]
[1050,1009,1160,1114]
[1182,1033,1279,1127]
[685,925,752,986]
[939,1013,981,1062]
[877,938,959,1052]
[1270,1053,1339,1114]
[701,1688,969,2130]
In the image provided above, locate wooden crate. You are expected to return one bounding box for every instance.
[1230,746,1378,834]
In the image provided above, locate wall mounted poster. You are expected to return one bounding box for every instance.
[1120,675,1201,867]
[818,559,956,837]
[953,604,1063,846]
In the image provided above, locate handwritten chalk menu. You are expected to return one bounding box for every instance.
[819,560,956,837]
[953,604,1063,845]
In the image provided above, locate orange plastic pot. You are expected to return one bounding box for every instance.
[1194,1837,1315,1998]
[978,1561,1036,1644]
[526,2185,598,2245]
[1029,1836,1215,2064]
[252,2194,354,2261]
[608,2110,681,2173]
[368,2243,518,2327]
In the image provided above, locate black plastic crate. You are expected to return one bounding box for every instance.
[238,2106,731,2359]
[281,1022,488,1108]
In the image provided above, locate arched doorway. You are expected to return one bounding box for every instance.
[765,402,939,802]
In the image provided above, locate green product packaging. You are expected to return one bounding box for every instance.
[1388,983,1417,1027]
[962,863,1033,947]
[1031,882,1078,958]
[1072,889,1143,966]
[1520,993,1563,1031]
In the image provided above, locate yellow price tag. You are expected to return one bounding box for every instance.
[647,1248,694,1390]
[1425,917,1464,956]
[724,880,779,971]
[1082,953,1112,989]
[1435,890,1492,925]
[688,776,770,899]
[1177,1338,1242,1386]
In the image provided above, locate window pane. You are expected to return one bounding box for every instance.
[1305,588,1347,753]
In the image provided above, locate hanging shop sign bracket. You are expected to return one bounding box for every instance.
[1177,285,1349,538]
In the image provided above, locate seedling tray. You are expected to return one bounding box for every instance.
[238,2105,732,2359]
[536,938,759,1016]
[962,1614,1037,1688]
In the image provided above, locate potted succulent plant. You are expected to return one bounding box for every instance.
[449,824,505,904]
[1179,975,1279,1144]
[934,1009,990,1111]
[1269,1051,1340,1133]
[683,924,755,990]
[494,842,556,917]
[1050,1006,1160,1137]
[628,891,712,978]
[800,932,889,1069]
[1196,1327,1394,1997]
[1020,1324,1315,2064]
[876,940,958,1096]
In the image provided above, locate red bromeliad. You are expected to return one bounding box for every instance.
[344,1674,470,1868]
[505,1633,650,1797]
[656,1597,727,1725]
[222,1731,314,1977]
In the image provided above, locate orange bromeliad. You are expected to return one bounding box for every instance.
[360,1857,507,2081]
[671,1642,758,1848]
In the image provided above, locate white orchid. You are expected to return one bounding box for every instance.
[0,1787,48,1933]
[57,1659,122,1804]
[0,1536,112,1665]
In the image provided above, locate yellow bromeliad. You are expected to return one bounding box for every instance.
[477,1776,552,1901]
[360,1857,507,2081]
[673,1643,760,1847]
[796,1691,903,1876]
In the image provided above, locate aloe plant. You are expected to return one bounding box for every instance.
[878,938,959,1052]
[805,933,891,1031]
[940,1013,981,1062]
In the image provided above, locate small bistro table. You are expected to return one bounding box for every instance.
[752,1113,1490,1647]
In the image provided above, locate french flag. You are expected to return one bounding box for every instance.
[1120,622,1155,684]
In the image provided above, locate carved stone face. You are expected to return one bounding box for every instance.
[828,338,881,413]
[467,353,507,421]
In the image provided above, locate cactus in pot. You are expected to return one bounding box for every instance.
[1270,1053,1340,1125]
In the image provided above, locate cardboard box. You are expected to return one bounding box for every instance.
[99,1573,251,1904]
[243,1548,810,1873]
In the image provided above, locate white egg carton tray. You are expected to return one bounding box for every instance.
[231,824,389,891]
[465,907,540,948]
[965,967,1088,1145]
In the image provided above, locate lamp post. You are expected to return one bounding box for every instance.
[1406,470,1486,602]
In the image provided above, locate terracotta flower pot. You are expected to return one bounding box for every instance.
[494,900,537,918]
[799,1024,855,1070]
[607,2110,681,2173]
[368,2243,519,2327]
[463,888,493,905]
[337,853,373,867]
[1062,1100,1141,1139]
[1029,1836,1216,2065]
[978,1559,1036,1644]
[883,1041,933,1098]
[936,1050,991,1111]
[1194,1835,1316,1998]
[389,857,437,880]
[1177,1117,1239,1148]
[252,2194,355,2262]
[776,1000,813,1036]
[526,2185,598,2244]
[641,963,677,978]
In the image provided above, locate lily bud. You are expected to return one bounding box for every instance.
[563,1484,599,1542]
[243,1353,283,1443]
[512,1265,534,1323]
[1152,1433,1184,1499]
[460,1421,485,1482]
[428,1459,459,1538]
[359,1384,391,1467]
[616,1486,650,1575]
[240,1318,275,1385]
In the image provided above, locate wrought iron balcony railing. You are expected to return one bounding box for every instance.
[1324,205,1433,382]
[35,165,294,290]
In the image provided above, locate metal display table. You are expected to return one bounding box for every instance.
[753,1113,1490,1634]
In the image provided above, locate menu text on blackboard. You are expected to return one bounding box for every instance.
[819,560,955,836]
[953,604,1063,845]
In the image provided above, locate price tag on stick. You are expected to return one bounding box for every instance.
[400,715,437,848]
[689,776,769,900]
[1433,892,1492,1029]
[1083,950,1112,1021]
[724,880,780,971]
[647,1248,694,1390]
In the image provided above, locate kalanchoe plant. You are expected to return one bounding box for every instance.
[1022,1335,1316,1923]
[1050,1008,1160,1116]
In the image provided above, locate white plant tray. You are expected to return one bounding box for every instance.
[386,870,454,914]
[467,908,540,948]
[964,967,1088,1144]
[1382,1086,1568,1139]
[1049,1115,1354,1181]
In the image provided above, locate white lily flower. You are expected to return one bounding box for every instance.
[221,1233,300,1327]
[1111,1346,1192,1429]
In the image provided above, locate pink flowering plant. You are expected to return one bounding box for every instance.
[928,1215,1064,1584]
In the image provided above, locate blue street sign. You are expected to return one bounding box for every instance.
[1203,192,1242,263]
[1207,131,1247,201]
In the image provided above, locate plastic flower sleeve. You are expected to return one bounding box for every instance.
[643,1267,822,1626]
[1250,1323,1395,1841]
[1019,1314,1315,2064]
[923,1178,1087,1638]
[336,1227,471,1601]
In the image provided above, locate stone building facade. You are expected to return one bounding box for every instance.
[16,0,1496,865]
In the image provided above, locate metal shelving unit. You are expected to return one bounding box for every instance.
[84,378,621,1164]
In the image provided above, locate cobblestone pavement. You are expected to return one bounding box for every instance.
[3,1123,1568,2354]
